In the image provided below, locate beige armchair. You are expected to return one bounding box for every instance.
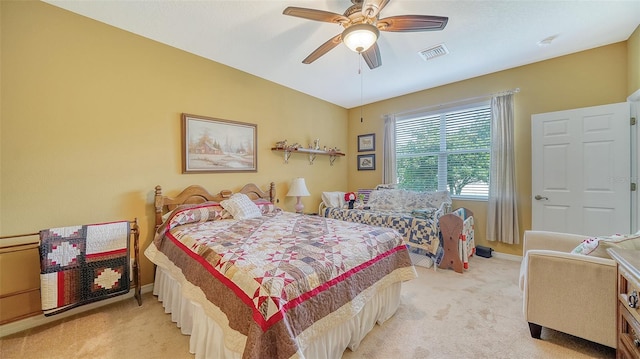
[519,230,617,348]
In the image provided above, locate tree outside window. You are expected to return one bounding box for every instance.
[395,104,491,199]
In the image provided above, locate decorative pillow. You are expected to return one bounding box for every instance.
[162,201,225,223]
[157,202,230,239]
[367,189,406,211]
[409,190,451,210]
[571,233,640,258]
[220,193,262,220]
[357,188,373,204]
[253,199,281,215]
[321,191,345,208]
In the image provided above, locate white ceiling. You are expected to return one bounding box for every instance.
[44,0,640,109]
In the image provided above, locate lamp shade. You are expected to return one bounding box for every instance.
[286,178,310,197]
[342,23,379,53]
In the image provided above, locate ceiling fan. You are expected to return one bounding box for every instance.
[283,0,448,69]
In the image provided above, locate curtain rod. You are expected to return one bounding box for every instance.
[391,87,520,117]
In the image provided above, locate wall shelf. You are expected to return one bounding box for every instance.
[271,147,345,165]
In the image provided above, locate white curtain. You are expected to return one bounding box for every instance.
[382,114,397,185]
[487,93,520,244]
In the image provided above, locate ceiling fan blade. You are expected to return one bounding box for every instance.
[378,15,448,32]
[302,33,343,64]
[361,0,391,19]
[361,43,381,69]
[283,7,349,24]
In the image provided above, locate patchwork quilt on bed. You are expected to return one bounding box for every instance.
[322,207,444,264]
[39,221,130,316]
[147,203,416,359]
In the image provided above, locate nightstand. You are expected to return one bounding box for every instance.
[607,248,640,358]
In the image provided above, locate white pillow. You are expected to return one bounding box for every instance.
[571,233,640,258]
[321,191,345,208]
[220,193,262,220]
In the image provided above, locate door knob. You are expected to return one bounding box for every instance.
[534,195,548,201]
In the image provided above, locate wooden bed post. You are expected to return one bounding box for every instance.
[130,218,142,306]
[269,182,276,203]
[154,185,163,229]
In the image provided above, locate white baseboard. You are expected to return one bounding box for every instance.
[0,283,154,338]
[492,251,522,262]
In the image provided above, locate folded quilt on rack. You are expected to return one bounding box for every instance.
[39,221,130,316]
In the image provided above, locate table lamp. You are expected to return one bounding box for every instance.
[286,178,310,213]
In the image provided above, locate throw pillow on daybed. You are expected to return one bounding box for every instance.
[220,193,262,220]
[357,189,373,204]
[321,191,345,208]
[410,190,451,210]
[571,232,640,258]
[367,189,407,211]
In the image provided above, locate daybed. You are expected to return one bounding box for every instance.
[145,183,417,359]
[319,188,475,272]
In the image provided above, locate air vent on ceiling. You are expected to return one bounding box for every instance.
[418,43,449,61]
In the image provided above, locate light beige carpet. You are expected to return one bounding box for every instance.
[1,256,615,359]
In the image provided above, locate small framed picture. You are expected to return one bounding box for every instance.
[357,154,376,171]
[357,133,375,152]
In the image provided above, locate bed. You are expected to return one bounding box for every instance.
[144,183,417,359]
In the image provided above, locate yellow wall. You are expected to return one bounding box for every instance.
[1,1,638,322]
[348,42,630,256]
[629,25,640,95]
[1,1,348,291]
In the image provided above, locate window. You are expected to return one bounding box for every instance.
[395,102,491,199]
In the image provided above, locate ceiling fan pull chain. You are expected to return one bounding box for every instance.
[359,55,364,123]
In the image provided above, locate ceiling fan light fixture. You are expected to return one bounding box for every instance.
[342,23,379,53]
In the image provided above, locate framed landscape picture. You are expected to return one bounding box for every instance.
[181,113,257,173]
[357,154,376,171]
[357,133,375,152]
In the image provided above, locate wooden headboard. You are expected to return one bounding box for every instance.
[154,182,276,228]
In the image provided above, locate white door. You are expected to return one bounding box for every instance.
[531,102,631,236]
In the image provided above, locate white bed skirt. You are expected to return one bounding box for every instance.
[152,263,403,359]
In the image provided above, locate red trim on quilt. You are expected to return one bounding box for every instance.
[86,248,127,259]
[165,230,406,332]
[57,272,65,306]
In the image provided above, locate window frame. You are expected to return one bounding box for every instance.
[394,101,492,200]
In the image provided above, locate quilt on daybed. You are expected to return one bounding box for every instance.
[146,202,416,359]
[322,207,444,264]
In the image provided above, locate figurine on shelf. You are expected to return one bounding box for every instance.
[275,139,288,149]
[314,139,320,150]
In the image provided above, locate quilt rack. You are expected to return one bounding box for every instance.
[0,219,141,324]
